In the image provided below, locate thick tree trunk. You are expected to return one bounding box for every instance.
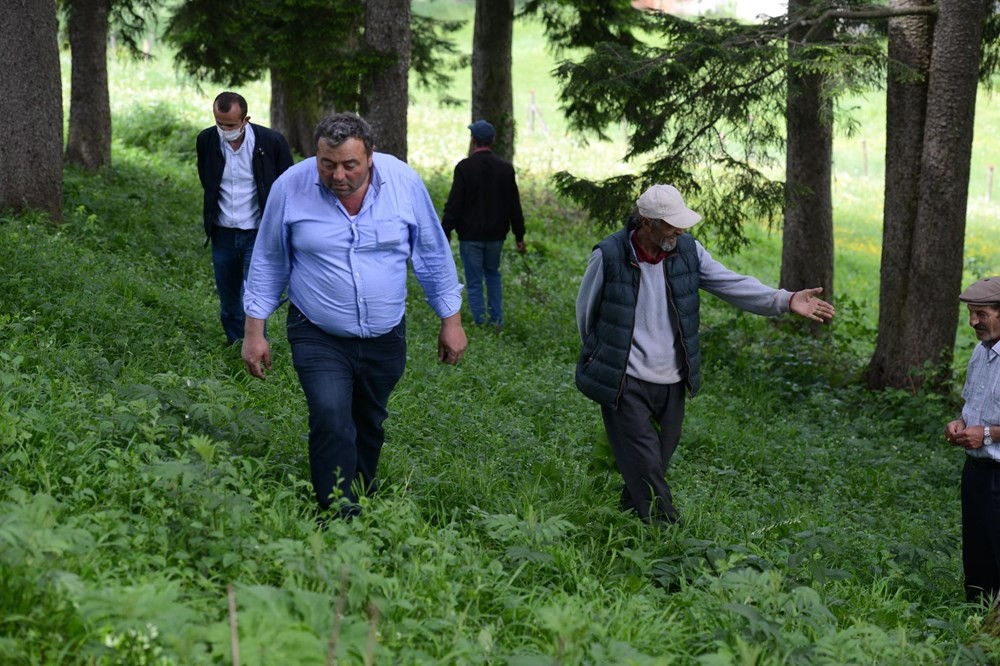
[780,0,834,305]
[362,0,410,161]
[865,0,934,390]
[0,0,63,221]
[66,0,112,171]
[472,0,515,162]
[271,69,324,157]
[868,0,986,391]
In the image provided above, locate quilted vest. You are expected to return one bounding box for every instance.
[575,226,702,406]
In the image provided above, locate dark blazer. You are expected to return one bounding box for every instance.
[441,148,525,243]
[196,123,294,241]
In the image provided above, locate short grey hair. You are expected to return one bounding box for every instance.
[314,112,374,154]
[630,210,666,229]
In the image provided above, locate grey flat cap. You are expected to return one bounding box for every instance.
[959,276,1000,304]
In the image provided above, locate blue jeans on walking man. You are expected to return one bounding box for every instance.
[460,240,505,326]
[211,226,258,344]
[286,304,407,516]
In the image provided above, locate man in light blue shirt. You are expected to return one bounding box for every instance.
[946,276,1000,602]
[242,113,467,519]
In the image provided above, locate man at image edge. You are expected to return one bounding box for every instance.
[946,276,1000,603]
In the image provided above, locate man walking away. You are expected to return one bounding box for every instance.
[442,119,525,328]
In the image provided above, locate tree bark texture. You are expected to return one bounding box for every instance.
[866,0,934,390]
[271,69,326,157]
[66,0,112,171]
[472,0,515,162]
[867,0,987,390]
[362,0,410,161]
[0,0,63,220]
[780,0,834,305]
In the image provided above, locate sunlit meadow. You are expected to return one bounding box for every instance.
[2,2,1000,663]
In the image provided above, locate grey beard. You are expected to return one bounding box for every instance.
[659,238,677,252]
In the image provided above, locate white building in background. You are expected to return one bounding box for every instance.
[632,0,788,21]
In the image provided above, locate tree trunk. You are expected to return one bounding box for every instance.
[362,0,410,161]
[867,0,986,391]
[780,0,834,306]
[865,0,934,390]
[270,69,324,157]
[472,0,515,162]
[0,0,63,221]
[66,0,112,171]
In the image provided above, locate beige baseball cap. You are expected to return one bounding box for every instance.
[636,184,701,229]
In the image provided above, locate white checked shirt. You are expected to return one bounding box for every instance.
[962,339,1000,461]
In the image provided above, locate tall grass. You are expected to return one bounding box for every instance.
[1,5,999,663]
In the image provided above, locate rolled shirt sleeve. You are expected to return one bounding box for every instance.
[406,169,464,319]
[244,154,463,336]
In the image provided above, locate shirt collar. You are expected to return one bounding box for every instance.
[629,230,668,264]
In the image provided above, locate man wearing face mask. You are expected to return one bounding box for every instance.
[575,184,835,525]
[196,91,294,345]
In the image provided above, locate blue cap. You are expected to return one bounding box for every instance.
[468,120,496,142]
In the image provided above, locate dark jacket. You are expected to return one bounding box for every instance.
[196,123,294,242]
[441,148,525,243]
[575,222,702,407]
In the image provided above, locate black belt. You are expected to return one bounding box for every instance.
[966,455,1000,469]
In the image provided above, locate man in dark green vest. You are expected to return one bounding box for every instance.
[575,184,835,525]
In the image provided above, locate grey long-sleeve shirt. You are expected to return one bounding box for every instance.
[576,236,793,385]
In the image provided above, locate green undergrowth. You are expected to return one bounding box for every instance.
[1,108,998,664]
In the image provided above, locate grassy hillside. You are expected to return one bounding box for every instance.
[2,6,1000,664]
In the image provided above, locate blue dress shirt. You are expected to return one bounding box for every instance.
[962,340,1000,461]
[244,153,463,337]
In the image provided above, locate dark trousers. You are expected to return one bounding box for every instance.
[211,226,258,344]
[601,375,685,523]
[286,305,407,513]
[962,456,1000,602]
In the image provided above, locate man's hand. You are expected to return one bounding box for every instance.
[789,288,835,323]
[950,423,987,450]
[516,240,526,254]
[945,418,966,446]
[438,313,467,365]
[241,317,272,379]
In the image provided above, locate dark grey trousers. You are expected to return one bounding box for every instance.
[601,375,685,523]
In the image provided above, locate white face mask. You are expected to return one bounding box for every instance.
[217,123,245,142]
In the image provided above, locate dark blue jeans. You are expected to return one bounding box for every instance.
[211,226,258,344]
[287,304,407,514]
[459,240,505,326]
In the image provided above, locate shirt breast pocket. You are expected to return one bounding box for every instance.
[358,216,406,251]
